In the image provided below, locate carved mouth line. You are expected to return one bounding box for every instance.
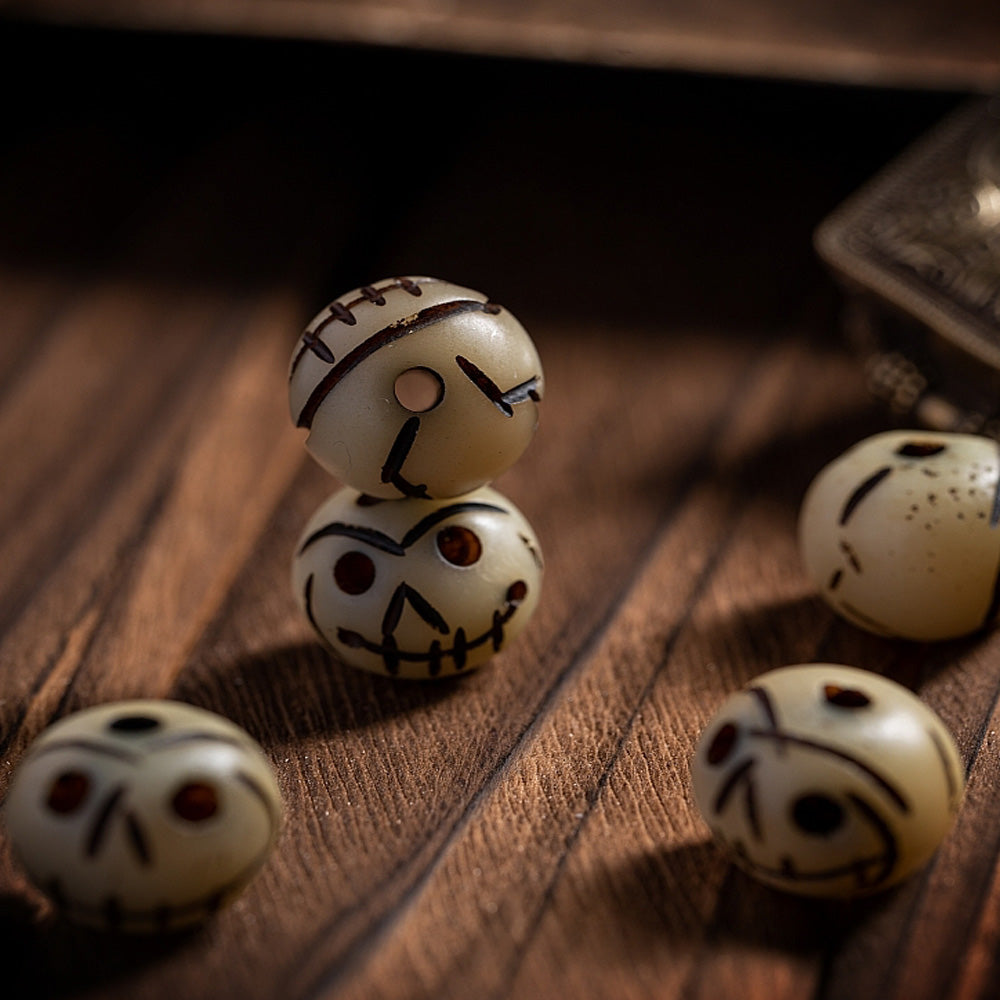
[734,844,894,889]
[40,840,276,932]
[728,790,899,890]
[336,581,527,676]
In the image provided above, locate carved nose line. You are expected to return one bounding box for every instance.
[381,582,450,637]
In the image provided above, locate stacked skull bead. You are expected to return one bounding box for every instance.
[288,277,545,679]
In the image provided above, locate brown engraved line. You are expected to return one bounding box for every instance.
[381,415,428,498]
[842,792,898,888]
[147,730,253,753]
[746,727,909,812]
[86,784,126,858]
[29,737,140,764]
[747,684,786,755]
[828,568,843,591]
[839,466,893,525]
[43,841,277,931]
[299,523,404,557]
[520,533,544,571]
[839,540,862,573]
[712,757,762,839]
[747,685,779,731]
[304,574,323,635]
[289,277,430,376]
[125,811,152,866]
[337,581,526,675]
[400,501,507,548]
[738,792,898,888]
[382,582,450,637]
[455,355,541,417]
[297,502,507,558]
[296,298,493,427]
[289,308,350,375]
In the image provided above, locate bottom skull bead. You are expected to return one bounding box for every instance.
[291,485,543,679]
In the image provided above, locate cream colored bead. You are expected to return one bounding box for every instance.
[691,664,963,898]
[798,430,1000,640]
[288,276,543,499]
[292,484,543,679]
[4,701,282,932]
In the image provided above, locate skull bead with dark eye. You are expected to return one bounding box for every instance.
[798,429,1000,640]
[3,701,283,932]
[291,484,543,679]
[288,276,544,500]
[690,664,964,898]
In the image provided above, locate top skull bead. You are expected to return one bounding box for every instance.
[288,277,544,499]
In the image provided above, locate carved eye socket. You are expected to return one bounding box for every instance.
[109,715,161,734]
[437,526,482,566]
[46,771,91,814]
[791,793,845,835]
[334,551,376,594]
[896,441,946,458]
[706,722,739,765]
[171,782,219,823]
[823,684,871,708]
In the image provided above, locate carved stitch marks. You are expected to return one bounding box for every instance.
[289,276,428,378]
[294,297,504,430]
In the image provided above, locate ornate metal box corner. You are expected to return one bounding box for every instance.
[815,97,1000,436]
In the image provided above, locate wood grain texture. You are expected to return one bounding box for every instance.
[0,22,995,1000]
[2,0,1000,89]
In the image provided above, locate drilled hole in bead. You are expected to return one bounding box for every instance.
[896,441,946,458]
[394,367,444,413]
[108,715,161,734]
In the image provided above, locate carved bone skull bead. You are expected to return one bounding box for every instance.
[3,700,283,932]
[292,485,543,679]
[691,664,963,898]
[288,276,544,499]
[798,430,1000,640]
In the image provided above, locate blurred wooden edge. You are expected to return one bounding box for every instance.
[2,0,1000,91]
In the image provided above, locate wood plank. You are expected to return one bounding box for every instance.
[2,0,1000,89]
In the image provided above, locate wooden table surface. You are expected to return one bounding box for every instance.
[0,20,995,1000]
